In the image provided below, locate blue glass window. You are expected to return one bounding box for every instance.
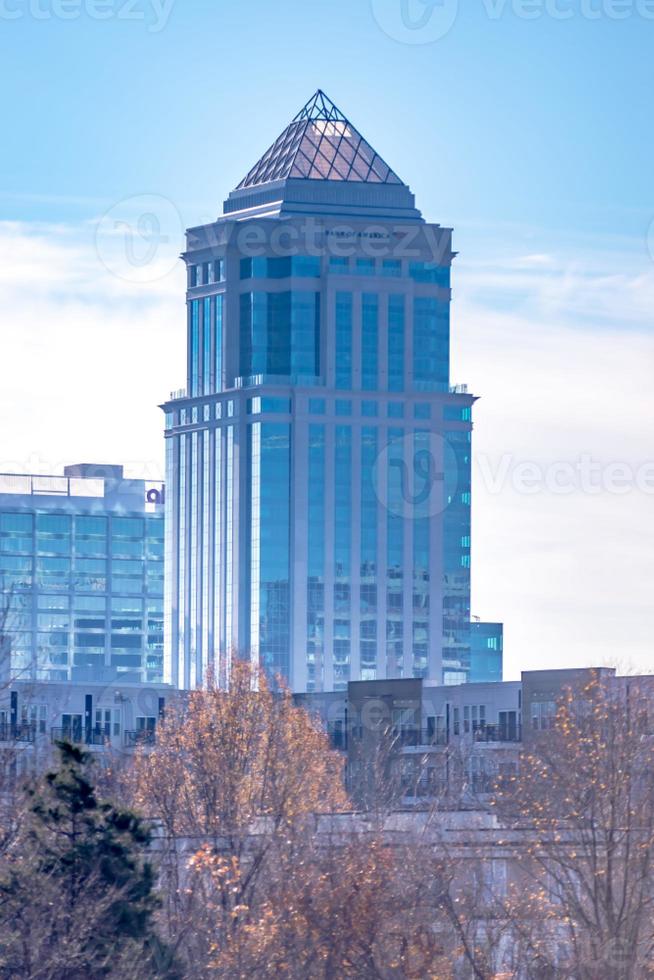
[307,424,326,691]
[240,256,321,279]
[388,294,405,392]
[387,403,404,418]
[335,400,351,416]
[382,259,401,277]
[309,398,326,414]
[386,427,405,677]
[413,297,449,392]
[249,423,291,678]
[362,401,378,417]
[444,405,472,421]
[361,293,378,391]
[203,297,212,395]
[334,425,352,585]
[240,257,265,279]
[409,261,450,287]
[0,513,32,533]
[290,255,321,277]
[329,257,349,275]
[215,294,224,392]
[360,426,378,673]
[189,300,200,397]
[360,427,378,574]
[414,403,431,419]
[0,512,33,555]
[356,258,375,276]
[240,292,320,381]
[335,292,352,390]
[412,430,431,678]
[308,426,326,578]
[0,554,32,588]
[247,397,291,414]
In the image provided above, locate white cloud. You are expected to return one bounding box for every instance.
[0,220,652,680]
[0,220,185,479]
[454,244,654,678]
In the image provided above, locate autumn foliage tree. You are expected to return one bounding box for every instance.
[128,662,350,973]
[128,661,460,978]
[492,675,654,979]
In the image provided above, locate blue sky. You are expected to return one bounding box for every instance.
[2,0,653,236]
[1,0,653,678]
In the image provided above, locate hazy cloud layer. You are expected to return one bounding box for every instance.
[454,243,654,677]
[0,220,652,679]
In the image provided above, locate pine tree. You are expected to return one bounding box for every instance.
[0,740,177,979]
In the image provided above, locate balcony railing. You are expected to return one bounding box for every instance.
[471,724,522,743]
[51,727,115,746]
[86,730,110,746]
[51,727,84,745]
[393,729,448,748]
[0,723,36,743]
[124,729,156,748]
[235,373,322,390]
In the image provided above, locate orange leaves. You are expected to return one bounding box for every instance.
[128,661,348,843]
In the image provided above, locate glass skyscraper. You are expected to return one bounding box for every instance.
[163,90,491,692]
[0,464,164,685]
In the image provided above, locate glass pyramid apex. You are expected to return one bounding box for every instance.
[236,90,404,190]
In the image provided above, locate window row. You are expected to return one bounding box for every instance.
[188,258,225,287]
[329,257,450,285]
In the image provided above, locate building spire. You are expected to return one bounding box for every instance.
[236,89,404,190]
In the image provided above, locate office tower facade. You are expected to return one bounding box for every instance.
[470,620,504,683]
[0,464,164,685]
[163,91,476,692]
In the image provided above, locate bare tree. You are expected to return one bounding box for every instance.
[491,674,654,979]
[127,661,349,974]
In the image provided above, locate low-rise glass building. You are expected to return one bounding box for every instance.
[469,620,504,683]
[0,464,164,684]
